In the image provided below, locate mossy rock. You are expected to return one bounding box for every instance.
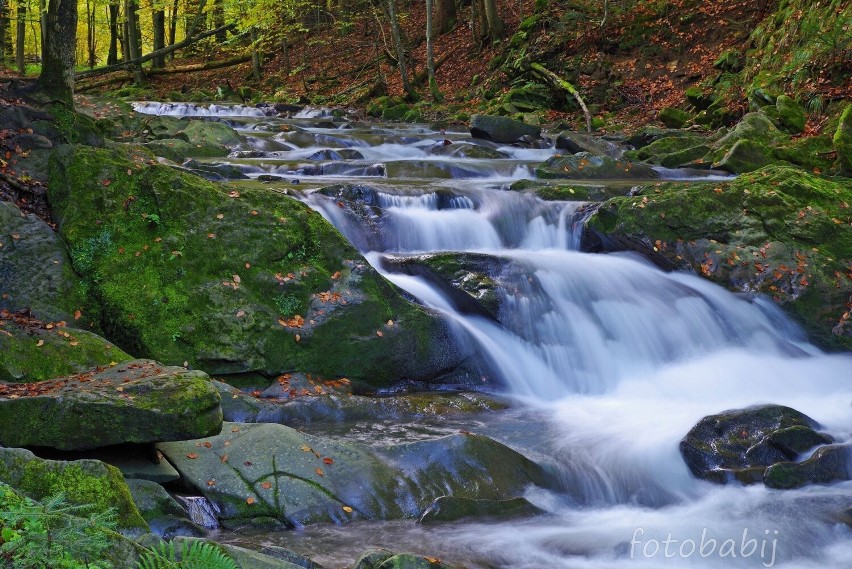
[536,152,658,180]
[382,104,412,122]
[378,554,454,569]
[774,135,835,172]
[470,114,541,143]
[0,359,222,450]
[0,447,148,531]
[418,496,542,523]
[713,112,789,156]
[508,179,629,202]
[714,139,776,173]
[172,537,309,569]
[0,201,90,323]
[126,478,204,539]
[775,95,806,134]
[834,104,852,175]
[0,315,131,382]
[657,107,692,129]
[764,443,852,489]
[47,145,473,388]
[585,165,852,350]
[158,422,551,526]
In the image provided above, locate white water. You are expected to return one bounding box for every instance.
[135,103,851,567]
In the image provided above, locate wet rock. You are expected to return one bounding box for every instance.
[354,549,395,569]
[536,152,658,180]
[0,359,222,450]
[715,139,775,173]
[679,405,833,483]
[173,537,310,569]
[555,132,621,157]
[0,447,148,531]
[764,443,852,489]
[418,496,543,523]
[429,143,509,159]
[126,478,204,539]
[378,553,454,569]
[658,107,692,129]
[0,201,87,322]
[180,159,249,180]
[470,114,541,144]
[158,422,551,526]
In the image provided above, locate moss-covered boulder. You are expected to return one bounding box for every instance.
[715,139,775,173]
[508,179,630,202]
[774,135,835,173]
[712,112,788,155]
[470,114,541,143]
[418,496,542,523]
[536,152,658,180]
[158,422,551,526]
[555,132,620,157]
[429,143,509,159]
[834,104,852,175]
[171,537,319,569]
[623,134,711,168]
[0,201,87,322]
[658,107,692,129]
[377,554,454,569]
[0,447,148,531]
[775,95,807,134]
[679,405,832,484]
[764,443,852,489]
[0,359,222,450]
[0,310,131,382]
[585,165,852,350]
[47,145,474,388]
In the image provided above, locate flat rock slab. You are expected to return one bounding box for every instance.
[0,359,222,450]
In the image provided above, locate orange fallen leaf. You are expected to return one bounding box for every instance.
[246,496,255,505]
[315,468,325,477]
[207,480,216,486]
[220,454,229,463]
[101,179,111,186]
[300,445,312,452]
[186,453,199,459]
[73,310,82,320]
[323,457,334,465]
[261,481,272,489]
[202,442,212,448]
[231,427,240,432]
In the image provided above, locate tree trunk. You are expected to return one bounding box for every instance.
[152,9,165,68]
[39,0,47,55]
[435,0,455,34]
[387,0,414,98]
[86,0,96,68]
[36,0,78,106]
[482,0,504,39]
[281,38,290,75]
[124,0,144,84]
[0,0,8,63]
[107,0,118,64]
[250,26,262,81]
[213,0,226,42]
[184,0,206,41]
[426,0,440,100]
[168,0,178,45]
[15,2,25,75]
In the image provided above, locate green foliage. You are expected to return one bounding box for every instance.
[136,540,238,569]
[0,485,117,569]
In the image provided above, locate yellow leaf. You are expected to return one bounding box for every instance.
[36,339,44,347]
[342,506,353,513]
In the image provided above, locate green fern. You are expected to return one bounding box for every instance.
[136,539,238,569]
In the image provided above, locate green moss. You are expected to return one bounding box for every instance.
[833,104,852,175]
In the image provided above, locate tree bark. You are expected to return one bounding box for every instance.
[168,0,178,45]
[124,0,144,84]
[482,0,504,39]
[86,0,96,68]
[0,0,7,63]
[434,0,455,34]
[15,1,24,75]
[250,26,262,81]
[213,0,226,42]
[426,0,440,100]
[387,0,414,99]
[107,1,119,65]
[528,62,592,132]
[35,0,78,106]
[152,8,166,68]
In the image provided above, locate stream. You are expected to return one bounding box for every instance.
[135,102,852,568]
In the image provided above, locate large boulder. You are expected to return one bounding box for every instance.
[158,422,551,527]
[679,405,833,483]
[555,132,621,157]
[126,478,205,539]
[0,447,148,531]
[0,359,222,450]
[470,114,541,144]
[585,165,852,350]
[0,309,131,382]
[775,95,806,134]
[535,152,658,180]
[0,201,87,322]
[47,146,476,388]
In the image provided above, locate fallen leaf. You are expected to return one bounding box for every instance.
[36,339,44,347]
[323,457,334,465]
[73,310,82,320]
[315,468,325,477]
[342,506,353,513]
[101,179,111,186]
[216,213,225,219]
[376,330,383,337]
[186,453,199,459]
[246,496,255,505]
[295,334,301,342]
[220,454,229,463]
[202,442,212,448]
[231,427,241,432]
[261,481,272,489]
[300,445,312,452]
[236,310,245,318]
[207,480,216,486]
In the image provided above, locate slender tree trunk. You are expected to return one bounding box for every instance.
[213,0,226,42]
[107,0,119,64]
[152,8,165,68]
[168,0,178,59]
[482,0,503,39]
[124,0,144,84]
[0,0,8,63]
[36,0,78,106]
[15,1,25,75]
[435,0,455,34]
[250,26,262,80]
[184,0,206,40]
[39,0,47,55]
[86,0,96,68]
[281,38,290,75]
[387,0,414,98]
[426,0,440,100]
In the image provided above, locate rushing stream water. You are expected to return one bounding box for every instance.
[136,103,852,568]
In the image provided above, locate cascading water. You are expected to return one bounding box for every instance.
[137,103,851,568]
